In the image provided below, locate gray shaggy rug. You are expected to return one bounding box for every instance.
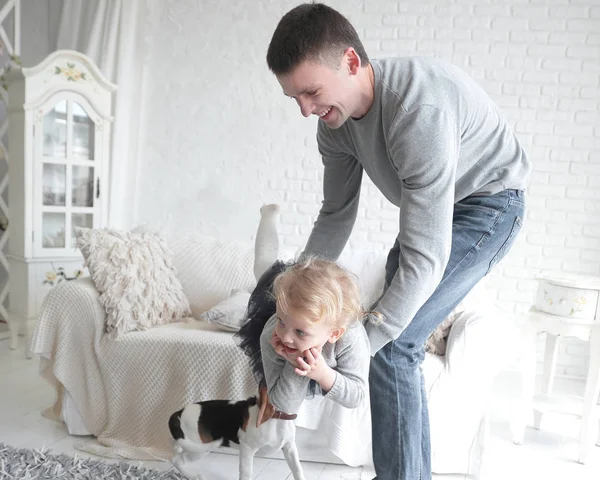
[0,443,184,479]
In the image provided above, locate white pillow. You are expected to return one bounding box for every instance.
[200,289,251,332]
[169,235,255,316]
[75,227,191,339]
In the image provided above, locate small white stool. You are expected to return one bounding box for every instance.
[511,272,600,464]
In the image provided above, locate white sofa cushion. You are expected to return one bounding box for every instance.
[75,227,191,338]
[199,289,251,331]
[169,235,255,317]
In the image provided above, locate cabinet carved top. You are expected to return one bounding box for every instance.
[7,50,117,94]
[54,62,88,83]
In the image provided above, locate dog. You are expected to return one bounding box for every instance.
[425,315,457,356]
[168,386,305,480]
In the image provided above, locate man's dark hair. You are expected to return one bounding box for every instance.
[266,3,370,75]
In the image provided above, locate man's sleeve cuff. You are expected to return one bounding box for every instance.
[365,321,394,357]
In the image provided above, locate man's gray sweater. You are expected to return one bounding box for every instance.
[304,57,531,354]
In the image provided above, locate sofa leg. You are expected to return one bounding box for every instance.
[472,414,491,480]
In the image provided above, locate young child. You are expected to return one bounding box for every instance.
[237,257,372,415]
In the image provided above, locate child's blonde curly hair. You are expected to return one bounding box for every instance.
[272,256,363,328]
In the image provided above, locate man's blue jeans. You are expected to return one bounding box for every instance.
[369,189,525,480]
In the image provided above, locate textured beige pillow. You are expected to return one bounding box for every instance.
[75,227,191,339]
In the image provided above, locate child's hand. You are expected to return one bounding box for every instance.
[294,347,335,391]
[270,332,301,366]
[270,331,286,357]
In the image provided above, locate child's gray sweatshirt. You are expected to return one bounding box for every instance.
[260,315,370,414]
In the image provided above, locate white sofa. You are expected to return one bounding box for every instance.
[30,228,510,479]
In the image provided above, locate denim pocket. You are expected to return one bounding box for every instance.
[458,191,511,220]
[486,215,523,274]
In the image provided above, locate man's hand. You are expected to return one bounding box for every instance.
[294,347,336,392]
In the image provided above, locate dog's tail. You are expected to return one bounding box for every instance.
[234,260,288,386]
[168,409,184,440]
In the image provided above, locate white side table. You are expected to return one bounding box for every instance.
[511,272,600,464]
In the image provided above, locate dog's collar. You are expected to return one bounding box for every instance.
[271,410,297,421]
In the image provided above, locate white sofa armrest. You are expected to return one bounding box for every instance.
[30,277,107,357]
[29,277,109,436]
[426,301,513,476]
[445,302,516,385]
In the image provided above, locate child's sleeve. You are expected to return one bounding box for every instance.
[260,315,311,414]
[322,323,371,408]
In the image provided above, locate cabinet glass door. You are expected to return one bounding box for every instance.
[71,213,94,246]
[72,165,94,207]
[42,213,66,248]
[42,164,66,206]
[38,95,100,254]
[72,102,95,160]
[42,100,67,158]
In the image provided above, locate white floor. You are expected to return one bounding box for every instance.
[1,336,599,480]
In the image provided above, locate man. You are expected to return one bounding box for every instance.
[266,3,530,480]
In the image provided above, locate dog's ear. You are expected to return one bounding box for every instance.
[256,384,275,427]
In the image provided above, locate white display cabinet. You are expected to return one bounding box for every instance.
[6,50,116,355]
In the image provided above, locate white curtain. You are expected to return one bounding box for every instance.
[52,0,143,229]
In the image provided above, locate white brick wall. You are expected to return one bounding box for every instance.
[136,0,600,378]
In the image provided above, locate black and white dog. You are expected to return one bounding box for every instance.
[168,386,305,480]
